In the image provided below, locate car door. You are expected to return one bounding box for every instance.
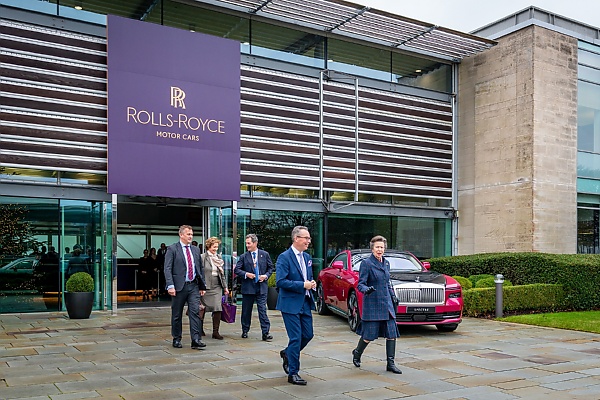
[319,253,343,307]
[332,252,353,310]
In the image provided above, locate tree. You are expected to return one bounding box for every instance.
[0,203,43,261]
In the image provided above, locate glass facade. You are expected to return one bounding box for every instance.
[37,0,451,92]
[577,41,600,252]
[0,196,112,313]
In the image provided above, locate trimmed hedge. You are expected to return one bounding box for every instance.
[463,284,565,317]
[452,276,472,290]
[468,274,494,286]
[475,277,512,288]
[429,252,600,310]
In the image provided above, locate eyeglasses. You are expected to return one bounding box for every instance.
[297,235,311,241]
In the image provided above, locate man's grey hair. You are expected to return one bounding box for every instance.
[291,225,308,240]
[246,233,258,243]
[179,225,193,235]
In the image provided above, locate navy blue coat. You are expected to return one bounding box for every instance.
[234,249,274,295]
[357,254,396,321]
[275,247,315,314]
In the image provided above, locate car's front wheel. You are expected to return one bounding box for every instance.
[436,323,458,332]
[347,291,361,332]
[316,282,331,315]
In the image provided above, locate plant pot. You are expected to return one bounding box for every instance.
[64,292,94,319]
[267,286,278,310]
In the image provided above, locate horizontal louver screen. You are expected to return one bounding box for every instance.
[0,19,107,173]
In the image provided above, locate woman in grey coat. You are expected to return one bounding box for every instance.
[200,237,229,340]
[352,235,402,374]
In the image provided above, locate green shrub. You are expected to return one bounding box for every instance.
[452,276,472,290]
[468,274,494,286]
[267,271,276,288]
[475,277,513,288]
[463,284,565,317]
[428,252,600,310]
[66,272,94,292]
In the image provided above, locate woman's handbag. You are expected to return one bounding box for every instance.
[221,294,236,323]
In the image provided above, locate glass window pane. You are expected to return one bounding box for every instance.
[577,81,600,153]
[578,206,599,253]
[156,1,249,43]
[393,53,452,92]
[117,234,146,259]
[328,38,390,80]
[251,21,325,68]
[579,65,600,85]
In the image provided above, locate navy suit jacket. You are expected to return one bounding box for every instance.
[357,254,395,321]
[275,247,315,313]
[234,249,274,295]
[163,242,207,292]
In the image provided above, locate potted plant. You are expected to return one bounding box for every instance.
[267,271,278,310]
[64,272,94,319]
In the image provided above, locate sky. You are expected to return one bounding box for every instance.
[359,0,599,33]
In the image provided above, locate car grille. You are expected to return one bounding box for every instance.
[395,287,444,304]
[396,312,461,322]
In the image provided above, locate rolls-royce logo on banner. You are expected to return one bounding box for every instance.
[125,86,226,142]
[107,15,240,201]
[170,86,186,109]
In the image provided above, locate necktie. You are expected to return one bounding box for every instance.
[299,252,310,296]
[252,252,259,282]
[185,246,193,281]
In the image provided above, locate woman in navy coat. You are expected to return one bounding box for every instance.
[352,235,402,374]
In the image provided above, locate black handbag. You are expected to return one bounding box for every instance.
[390,279,399,308]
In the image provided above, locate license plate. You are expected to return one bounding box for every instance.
[407,306,435,313]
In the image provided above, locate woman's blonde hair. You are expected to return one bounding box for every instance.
[204,236,221,251]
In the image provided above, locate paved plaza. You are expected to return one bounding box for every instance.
[1,306,600,399]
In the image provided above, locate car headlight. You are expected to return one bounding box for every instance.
[448,292,462,298]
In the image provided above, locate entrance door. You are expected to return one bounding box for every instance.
[208,203,237,287]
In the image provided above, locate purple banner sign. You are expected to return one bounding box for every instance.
[107,15,240,201]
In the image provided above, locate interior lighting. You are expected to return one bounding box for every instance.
[74,0,83,10]
[415,69,422,73]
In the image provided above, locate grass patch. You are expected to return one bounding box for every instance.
[498,311,600,334]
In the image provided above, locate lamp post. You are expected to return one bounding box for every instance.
[495,274,504,318]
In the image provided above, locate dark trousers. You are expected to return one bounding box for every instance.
[281,297,314,375]
[170,281,201,342]
[241,291,270,334]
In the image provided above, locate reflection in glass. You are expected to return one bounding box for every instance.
[251,21,325,68]
[578,205,600,253]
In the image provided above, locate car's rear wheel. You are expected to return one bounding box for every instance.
[347,291,361,332]
[436,323,458,332]
[316,282,331,315]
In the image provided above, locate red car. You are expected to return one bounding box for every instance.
[316,249,463,332]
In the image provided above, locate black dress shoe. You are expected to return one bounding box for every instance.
[172,339,182,348]
[262,333,273,341]
[191,340,206,350]
[288,374,307,385]
[280,348,289,375]
[241,331,248,338]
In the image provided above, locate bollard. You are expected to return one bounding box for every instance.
[495,274,504,318]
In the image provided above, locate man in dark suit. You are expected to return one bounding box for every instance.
[163,225,207,350]
[276,225,316,386]
[234,234,274,341]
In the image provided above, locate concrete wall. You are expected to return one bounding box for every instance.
[457,25,578,254]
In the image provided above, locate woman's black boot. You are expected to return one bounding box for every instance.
[352,339,369,367]
[385,339,402,374]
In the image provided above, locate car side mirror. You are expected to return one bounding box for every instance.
[331,261,344,270]
[422,261,431,270]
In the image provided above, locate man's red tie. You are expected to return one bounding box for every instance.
[185,246,193,281]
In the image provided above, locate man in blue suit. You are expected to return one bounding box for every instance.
[164,225,207,350]
[276,225,316,386]
[234,234,274,340]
